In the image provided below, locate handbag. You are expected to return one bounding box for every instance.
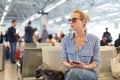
[111,54,120,78]
[36,63,65,80]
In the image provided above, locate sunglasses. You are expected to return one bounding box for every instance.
[68,18,82,23]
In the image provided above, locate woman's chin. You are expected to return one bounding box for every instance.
[71,28,76,31]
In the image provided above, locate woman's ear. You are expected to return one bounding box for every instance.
[83,20,85,25]
[82,20,86,27]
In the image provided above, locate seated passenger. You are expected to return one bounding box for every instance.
[58,31,65,42]
[61,9,100,80]
[114,34,120,47]
[100,36,108,46]
[46,34,54,44]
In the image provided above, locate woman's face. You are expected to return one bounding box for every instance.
[69,13,84,31]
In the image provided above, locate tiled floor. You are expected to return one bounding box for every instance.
[0,60,40,80]
[0,60,120,80]
[0,60,17,80]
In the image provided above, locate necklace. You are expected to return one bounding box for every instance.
[74,37,85,52]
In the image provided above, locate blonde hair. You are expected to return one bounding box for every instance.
[73,10,90,27]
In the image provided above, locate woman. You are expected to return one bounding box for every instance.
[61,10,100,80]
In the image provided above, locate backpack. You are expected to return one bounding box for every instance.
[14,49,21,60]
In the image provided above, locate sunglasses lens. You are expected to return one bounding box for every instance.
[68,18,77,23]
[72,18,77,23]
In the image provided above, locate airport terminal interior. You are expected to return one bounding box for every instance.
[0,0,120,80]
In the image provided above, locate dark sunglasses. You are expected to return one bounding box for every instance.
[68,18,82,23]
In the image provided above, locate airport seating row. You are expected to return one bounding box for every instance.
[16,43,120,80]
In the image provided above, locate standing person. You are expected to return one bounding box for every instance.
[0,32,3,43]
[33,28,39,43]
[39,24,48,43]
[4,30,8,42]
[54,33,59,42]
[8,19,17,64]
[103,27,112,43]
[24,21,34,43]
[61,10,100,80]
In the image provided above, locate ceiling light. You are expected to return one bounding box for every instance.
[5,5,9,11]
[0,17,5,24]
[45,3,54,10]
[8,0,12,2]
[107,12,119,17]
[55,18,62,22]
[30,17,35,21]
[97,3,111,9]
[21,23,26,26]
[36,14,41,18]
[1,17,5,20]
[29,15,36,21]
[61,23,67,27]
[114,18,120,21]
[44,0,67,12]
[3,12,7,16]
[25,20,29,24]
[44,6,56,12]
[100,20,108,23]
[0,20,3,24]
[22,0,67,27]
[55,0,66,6]
[89,23,95,25]
[65,15,70,19]
[91,16,100,20]
[0,0,12,24]
[83,10,88,13]
[48,20,54,24]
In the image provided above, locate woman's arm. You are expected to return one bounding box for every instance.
[83,62,97,69]
[62,61,75,68]
[74,37,100,70]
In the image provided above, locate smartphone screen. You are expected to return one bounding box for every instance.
[73,61,80,64]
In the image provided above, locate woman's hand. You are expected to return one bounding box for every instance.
[63,61,87,69]
[70,61,86,69]
[77,62,86,69]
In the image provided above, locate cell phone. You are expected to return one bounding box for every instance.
[73,61,80,64]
